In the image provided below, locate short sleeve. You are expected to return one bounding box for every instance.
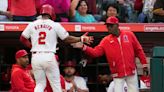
[22,23,32,39]
[55,23,69,40]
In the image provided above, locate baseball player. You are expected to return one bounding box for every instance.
[20,4,92,92]
[71,16,148,92]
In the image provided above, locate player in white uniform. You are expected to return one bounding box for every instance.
[20,4,93,92]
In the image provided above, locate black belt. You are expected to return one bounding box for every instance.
[32,51,52,54]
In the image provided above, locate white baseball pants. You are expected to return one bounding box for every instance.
[114,70,139,92]
[31,52,62,92]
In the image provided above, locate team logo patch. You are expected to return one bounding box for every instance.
[110,40,114,43]
[123,35,129,42]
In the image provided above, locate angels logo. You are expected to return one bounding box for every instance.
[123,35,129,42]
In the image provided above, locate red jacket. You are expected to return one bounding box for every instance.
[83,30,147,78]
[11,64,35,92]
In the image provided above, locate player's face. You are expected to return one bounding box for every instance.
[64,67,76,77]
[106,24,120,36]
[18,55,29,68]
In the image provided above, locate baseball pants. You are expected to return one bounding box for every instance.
[31,52,62,92]
[114,70,139,92]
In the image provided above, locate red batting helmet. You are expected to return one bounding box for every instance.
[15,49,28,59]
[106,16,119,24]
[40,4,56,20]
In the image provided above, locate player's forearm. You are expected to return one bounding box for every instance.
[20,35,32,48]
[64,36,80,44]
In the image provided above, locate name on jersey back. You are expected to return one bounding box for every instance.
[35,24,52,31]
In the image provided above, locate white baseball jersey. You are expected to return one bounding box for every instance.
[65,76,88,92]
[22,19,69,52]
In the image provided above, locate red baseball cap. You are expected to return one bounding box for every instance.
[105,16,119,24]
[15,49,28,59]
[64,60,76,67]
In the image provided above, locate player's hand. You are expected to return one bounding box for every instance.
[71,42,84,49]
[80,32,94,45]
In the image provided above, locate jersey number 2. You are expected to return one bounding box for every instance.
[38,32,46,44]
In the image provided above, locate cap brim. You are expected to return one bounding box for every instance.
[105,23,116,25]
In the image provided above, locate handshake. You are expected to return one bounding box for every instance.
[80,32,93,45]
[72,32,93,49]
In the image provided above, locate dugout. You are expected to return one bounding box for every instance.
[0,22,164,92]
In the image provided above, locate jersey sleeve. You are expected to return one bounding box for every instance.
[83,37,106,58]
[22,23,32,39]
[55,23,69,40]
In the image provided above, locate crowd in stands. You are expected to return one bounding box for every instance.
[0,0,163,23]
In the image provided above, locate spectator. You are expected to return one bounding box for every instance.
[71,16,148,92]
[64,60,89,92]
[153,0,164,22]
[35,0,71,22]
[10,0,36,21]
[0,0,12,21]
[137,0,155,23]
[119,0,137,22]
[11,49,35,92]
[134,0,143,14]
[69,0,97,23]
[100,3,126,23]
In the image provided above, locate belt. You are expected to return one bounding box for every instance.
[32,51,52,54]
